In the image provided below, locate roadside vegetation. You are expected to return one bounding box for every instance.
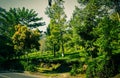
[0,0,120,78]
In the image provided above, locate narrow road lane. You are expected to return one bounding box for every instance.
[0,72,39,78]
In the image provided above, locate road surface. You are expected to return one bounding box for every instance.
[0,72,39,78]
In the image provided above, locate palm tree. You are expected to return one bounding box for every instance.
[0,7,45,36]
[0,7,7,33]
[9,7,45,27]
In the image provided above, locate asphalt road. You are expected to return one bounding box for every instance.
[0,72,39,78]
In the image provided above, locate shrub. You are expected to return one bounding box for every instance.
[86,56,115,78]
[118,65,120,73]
[70,64,82,76]
[20,60,28,70]
[25,64,36,72]
[70,64,77,76]
[20,60,36,72]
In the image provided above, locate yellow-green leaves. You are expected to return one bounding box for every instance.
[12,24,40,55]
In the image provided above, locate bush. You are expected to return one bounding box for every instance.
[0,56,5,64]
[86,60,97,78]
[86,56,115,78]
[20,60,28,70]
[25,64,36,72]
[70,64,81,76]
[118,65,120,73]
[20,60,36,72]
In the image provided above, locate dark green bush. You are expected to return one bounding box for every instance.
[70,64,77,76]
[118,65,120,73]
[86,57,115,78]
[86,60,97,78]
[70,64,82,76]
[20,60,36,72]
[25,64,36,72]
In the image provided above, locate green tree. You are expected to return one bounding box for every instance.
[45,0,67,57]
[12,24,40,57]
[0,7,45,36]
[77,0,120,21]
[69,0,120,77]
[0,7,8,35]
[70,0,104,58]
[0,7,14,63]
[0,34,14,66]
[91,16,120,77]
[0,7,44,61]
[9,7,45,27]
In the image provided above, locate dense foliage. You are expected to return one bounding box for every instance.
[69,0,120,78]
[45,0,67,57]
[45,0,120,77]
[12,24,40,57]
[0,0,120,78]
[0,7,42,70]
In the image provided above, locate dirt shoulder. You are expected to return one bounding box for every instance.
[24,71,86,78]
[0,70,85,78]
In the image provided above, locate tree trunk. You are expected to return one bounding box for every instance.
[61,31,64,57]
[61,41,64,57]
[53,44,56,57]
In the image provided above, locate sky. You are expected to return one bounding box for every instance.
[0,0,79,31]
